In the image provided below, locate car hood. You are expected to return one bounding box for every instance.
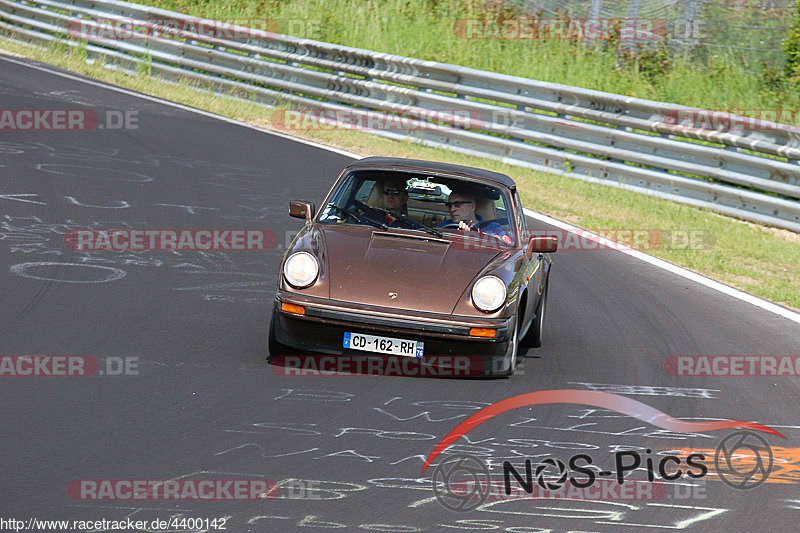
[322,225,503,314]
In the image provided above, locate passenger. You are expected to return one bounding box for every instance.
[437,189,506,238]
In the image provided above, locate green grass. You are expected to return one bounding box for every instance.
[132,0,800,113]
[1,34,798,311]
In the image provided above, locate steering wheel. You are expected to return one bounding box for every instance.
[438,222,462,229]
[353,199,387,218]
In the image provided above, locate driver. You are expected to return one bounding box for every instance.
[380,179,417,228]
[437,189,506,238]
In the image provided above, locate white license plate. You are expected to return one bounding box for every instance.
[343,332,424,357]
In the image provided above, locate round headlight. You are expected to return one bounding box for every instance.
[471,276,507,312]
[283,252,319,288]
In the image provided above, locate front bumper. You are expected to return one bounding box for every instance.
[272,291,513,360]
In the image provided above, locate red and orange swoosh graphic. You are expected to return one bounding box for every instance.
[671,446,800,484]
[421,389,785,473]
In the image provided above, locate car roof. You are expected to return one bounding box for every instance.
[345,157,516,189]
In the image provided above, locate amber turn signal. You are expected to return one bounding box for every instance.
[281,302,306,315]
[469,328,496,338]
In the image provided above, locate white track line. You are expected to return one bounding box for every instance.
[3,54,799,326]
[524,208,800,325]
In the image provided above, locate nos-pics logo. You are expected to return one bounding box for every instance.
[431,430,774,512]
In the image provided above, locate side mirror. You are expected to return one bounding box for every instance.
[526,236,557,258]
[289,201,315,223]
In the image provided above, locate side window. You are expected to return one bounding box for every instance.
[492,196,510,229]
[514,191,527,236]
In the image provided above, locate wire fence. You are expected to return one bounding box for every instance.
[514,0,795,69]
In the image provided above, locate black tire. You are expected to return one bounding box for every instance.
[497,310,520,377]
[525,278,548,349]
[268,309,295,357]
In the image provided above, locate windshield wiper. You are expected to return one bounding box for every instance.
[412,221,443,238]
[360,214,389,230]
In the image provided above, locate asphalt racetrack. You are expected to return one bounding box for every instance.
[2,55,800,532]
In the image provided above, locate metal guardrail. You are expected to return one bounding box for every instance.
[2,0,799,231]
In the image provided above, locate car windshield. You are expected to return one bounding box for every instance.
[317,170,516,247]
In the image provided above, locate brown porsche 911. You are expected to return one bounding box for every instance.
[269,157,556,377]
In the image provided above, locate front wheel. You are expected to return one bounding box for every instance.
[495,310,520,377]
[523,278,548,348]
[268,309,296,357]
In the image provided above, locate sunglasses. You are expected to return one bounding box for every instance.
[445,200,473,208]
[382,188,405,195]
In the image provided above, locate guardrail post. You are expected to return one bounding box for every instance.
[589,0,603,21]
[620,0,641,54]
[678,0,702,54]
[586,0,603,44]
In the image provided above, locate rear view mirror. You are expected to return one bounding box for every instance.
[411,184,442,196]
[527,236,558,257]
[289,201,315,222]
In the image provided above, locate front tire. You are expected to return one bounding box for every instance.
[268,309,296,357]
[525,278,548,348]
[497,311,520,377]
